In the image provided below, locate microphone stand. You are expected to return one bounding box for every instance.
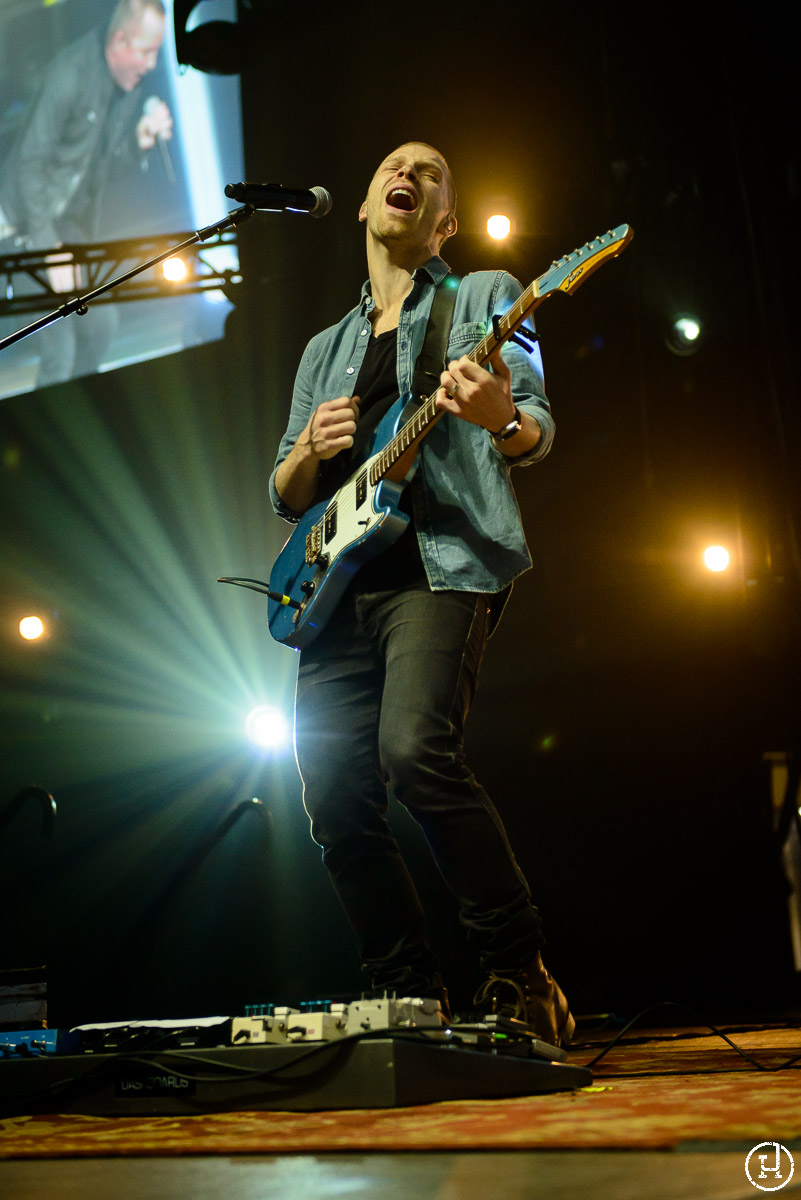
[0,205,255,355]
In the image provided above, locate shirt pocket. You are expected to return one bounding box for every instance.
[447,321,485,357]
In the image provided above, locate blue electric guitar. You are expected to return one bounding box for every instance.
[265,224,634,649]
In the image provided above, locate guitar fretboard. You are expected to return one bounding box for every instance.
[368,277,542,485]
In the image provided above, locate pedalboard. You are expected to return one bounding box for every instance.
[0,997,587,1114]
[1,998,566,1065]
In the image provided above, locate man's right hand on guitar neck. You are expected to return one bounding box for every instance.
[274,394,360,515]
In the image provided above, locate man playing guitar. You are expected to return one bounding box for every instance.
[269,141,573,1047]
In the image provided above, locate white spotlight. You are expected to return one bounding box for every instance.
[162,256,189,283]
[703,545,730,572]
[675,316,700,343]
[19,616,45,640]
[487,214,512,240]
[245,705,290,750]
[668,313,703,355]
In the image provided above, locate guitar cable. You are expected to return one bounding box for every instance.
[217,576,302,609]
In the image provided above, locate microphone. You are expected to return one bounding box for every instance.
[143,95,175,184]
[224,182,332,217]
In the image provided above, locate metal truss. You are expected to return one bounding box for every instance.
[0,229,242,316]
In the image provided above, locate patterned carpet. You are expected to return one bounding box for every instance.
[1,1024,799,1159]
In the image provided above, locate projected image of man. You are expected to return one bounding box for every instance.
[0,0,173,386]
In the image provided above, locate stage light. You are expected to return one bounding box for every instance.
[19,616,44,640]
[487,214,512,241]
[173,0,246,74]
[667,313,702,355]
[676,317,700,342]
[703,545,730,572]
[245,705,290,751]
[162,256,189,283]
[535,732,558,753]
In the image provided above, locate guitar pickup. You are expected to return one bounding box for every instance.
[324,506,337,543]
[356,470,367,508]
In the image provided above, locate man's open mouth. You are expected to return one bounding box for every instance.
[386,187,418,212]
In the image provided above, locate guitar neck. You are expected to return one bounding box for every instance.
[369,277,542,485]
[369,224,633,485]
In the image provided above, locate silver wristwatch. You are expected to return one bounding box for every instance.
[489,406,523,442]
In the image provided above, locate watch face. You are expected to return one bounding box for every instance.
[492,408,522,440]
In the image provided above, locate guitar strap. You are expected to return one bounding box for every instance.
[411,275,460,402]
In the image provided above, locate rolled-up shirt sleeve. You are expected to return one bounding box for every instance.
[268,339,318,523]
[492,272,554,468]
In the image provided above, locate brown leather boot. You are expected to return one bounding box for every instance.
[473,953,575,1048]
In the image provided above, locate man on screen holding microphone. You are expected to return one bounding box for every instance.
[0,0,173,385]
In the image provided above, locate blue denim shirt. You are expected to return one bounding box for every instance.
[269,256,554,594]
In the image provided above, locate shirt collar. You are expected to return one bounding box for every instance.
[360,255,452,309]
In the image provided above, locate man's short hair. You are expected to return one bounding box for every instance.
[397,141,457,215]
[107,0,166,41]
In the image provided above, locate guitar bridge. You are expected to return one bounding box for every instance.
[305,523,322,565]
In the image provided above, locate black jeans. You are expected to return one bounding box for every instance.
[294,583,543,991]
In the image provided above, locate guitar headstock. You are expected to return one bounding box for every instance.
[470,223,635,369]
[541,224,634,297]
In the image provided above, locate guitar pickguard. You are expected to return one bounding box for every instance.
[267,395,420,648]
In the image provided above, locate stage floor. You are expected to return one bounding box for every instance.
[1,1017,799,1199]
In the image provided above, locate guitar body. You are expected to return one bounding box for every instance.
[268,394,421,649]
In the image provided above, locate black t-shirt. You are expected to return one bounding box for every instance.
[316,327,426,592]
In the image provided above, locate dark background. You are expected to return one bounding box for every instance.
[1,0,799,1026]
